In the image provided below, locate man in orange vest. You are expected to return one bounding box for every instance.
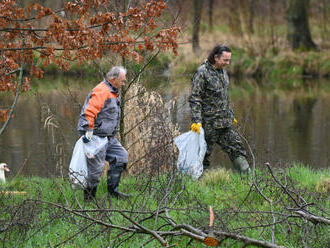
[78,66,130,201]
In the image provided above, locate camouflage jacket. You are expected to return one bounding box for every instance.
[189,60,234,129]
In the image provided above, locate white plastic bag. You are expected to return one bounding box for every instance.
[69,137,88,189]
[69,135,108,188]
[83,135,108,159]
[174,127,207,179]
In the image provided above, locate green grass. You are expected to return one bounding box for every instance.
[287,163,330,192]
[0,165,329,247]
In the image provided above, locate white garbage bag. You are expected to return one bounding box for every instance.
[69,137,88,189]
[83,135,108,159]
[69,135,108,189]
[174,127,207,179]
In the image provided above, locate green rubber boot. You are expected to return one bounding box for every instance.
[233,156,251,174]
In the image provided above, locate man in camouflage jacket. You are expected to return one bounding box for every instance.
[189,45,250,173]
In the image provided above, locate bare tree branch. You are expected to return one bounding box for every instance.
[0,37,25,136]
[293,210,330,225]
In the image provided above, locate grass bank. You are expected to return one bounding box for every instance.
[35,45,330,93]
[170,43,330,82]
[0,164,329,247]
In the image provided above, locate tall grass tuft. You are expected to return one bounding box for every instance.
[315,177,330,193]
[200,168,231,187]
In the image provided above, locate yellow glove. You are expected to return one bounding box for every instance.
[233,118,238,125]
[191,123,202,134]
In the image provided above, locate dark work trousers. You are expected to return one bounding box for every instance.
[86,137,128,188]
[202,123,247,169]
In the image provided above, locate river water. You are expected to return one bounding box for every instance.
[0,75,329,177]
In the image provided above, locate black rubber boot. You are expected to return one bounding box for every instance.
[84,186,97,201]
[107,164,130,199]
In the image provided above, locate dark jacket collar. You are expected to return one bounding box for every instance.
[203,60,224,73]
[104,79,119,94]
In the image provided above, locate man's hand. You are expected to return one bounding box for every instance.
[82,130,93,143]
[191,123,202,134]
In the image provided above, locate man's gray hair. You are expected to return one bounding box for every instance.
[106,66,127,80]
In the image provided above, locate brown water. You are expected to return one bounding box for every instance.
[0,76,330,177]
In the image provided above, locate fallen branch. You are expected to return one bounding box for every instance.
[293,210,330,225]
[165,209,285,248]
[203,206,219,246]
[213,230,286,248]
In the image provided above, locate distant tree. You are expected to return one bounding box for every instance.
[0,0,179,136]
[227,0,243,35]
[286,0,317,50]
[247,0,255,34]
[192,0,203,53]
[208,0,214,31]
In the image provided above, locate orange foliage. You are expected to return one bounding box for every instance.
[0,108,14,122]
[0,0,179,94]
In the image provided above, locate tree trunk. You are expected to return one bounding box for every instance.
[286,0,317,50]
[120,0,127,146]
[247,0,254,34]
[208,0,214,31]
[192,0,203,53]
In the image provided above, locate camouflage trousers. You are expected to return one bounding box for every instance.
[203,123,247,169]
